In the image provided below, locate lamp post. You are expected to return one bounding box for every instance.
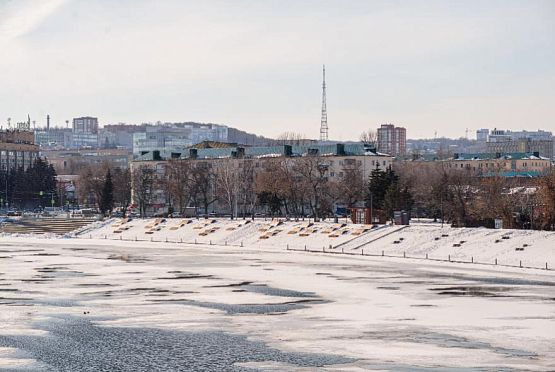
[370,192,373,224]
[440,193,444,228]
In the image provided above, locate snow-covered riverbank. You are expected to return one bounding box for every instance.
[82,218,555,270]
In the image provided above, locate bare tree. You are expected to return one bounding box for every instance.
[276,132,311,146]
[215,159,240,219]
[190,161,216,216]
[132,165,155,218]
[165,159,192,215]
[238,159,257,218]
[77,163,110,209]
[538,171,555,230]
[254,159,286,216]
[337,162,365,208]
[359,129,377,147]
[112,167,131,216]
[293,156,330,220]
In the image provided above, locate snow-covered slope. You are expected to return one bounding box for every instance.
[81,218,555,270]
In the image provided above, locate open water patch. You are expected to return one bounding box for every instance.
[240,284,317,298]
[156,272,215,280]
[429,286,513,298]
[362,329,537,359]
[0,316,353,371]
[149,298,327,315]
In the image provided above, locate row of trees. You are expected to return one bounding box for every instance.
[0,158,58,210]
[393,162,555,230]
[131,157,410,221]
[132,159,258,219]
[78,155,555,231]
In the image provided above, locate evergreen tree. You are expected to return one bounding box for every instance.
[366,165,392,209]
[1,158,57,210]
[366,165,412,218]
[100,169,114,216]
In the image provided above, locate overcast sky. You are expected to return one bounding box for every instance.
[1,0,554,140]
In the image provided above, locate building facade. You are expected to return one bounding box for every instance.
[377,124,406,157]
[449,152,552,176]
[43,148,131,175]
[72,117,99,135]
[34,127,72,149]
[0,130,40,171]
[476,129,489,142]
[486,139,553,160]
[131,143,393,216]
[132,123,230,155]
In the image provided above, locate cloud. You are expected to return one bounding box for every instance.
[0,0,67,42]
[0,1,553,138]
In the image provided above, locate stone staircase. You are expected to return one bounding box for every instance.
[0,217,97,235]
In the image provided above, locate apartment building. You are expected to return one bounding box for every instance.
[377,124,406,157]
[131,143,392,216]
[448,152,552,176]
[0,129,40,171]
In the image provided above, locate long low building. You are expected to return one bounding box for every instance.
[448,152,552,176]
[131,142,393,216]
[134,142,392,179]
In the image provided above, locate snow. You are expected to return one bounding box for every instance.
[0,221,554,370]
[83,218,555,270]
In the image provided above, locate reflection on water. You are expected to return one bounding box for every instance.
[0,316,353,371]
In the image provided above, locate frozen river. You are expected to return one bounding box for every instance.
[0,237,554,371]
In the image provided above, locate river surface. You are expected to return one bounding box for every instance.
[0,237,553,371]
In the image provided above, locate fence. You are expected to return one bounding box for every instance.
[83,234,551,271]
[85,233,245,248]
[285,245,551,271]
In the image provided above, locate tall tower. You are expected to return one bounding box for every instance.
[319,64,328,141]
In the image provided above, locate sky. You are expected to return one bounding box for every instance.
[0,0,554,140]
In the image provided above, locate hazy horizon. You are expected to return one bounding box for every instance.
[1,0,554,141]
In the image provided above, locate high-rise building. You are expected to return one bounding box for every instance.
[476,129,489,142]
[377,124,406,157]
[72,117,98,134]
[70,117,99,148]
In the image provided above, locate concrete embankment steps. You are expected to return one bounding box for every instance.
[0,218,97,235]
[332,225,409,252]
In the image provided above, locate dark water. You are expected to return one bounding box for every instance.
[149,298,327,314]
[362,329,537,359]
[0,316,353,371]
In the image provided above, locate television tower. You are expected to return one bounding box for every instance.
[319,64,328,141]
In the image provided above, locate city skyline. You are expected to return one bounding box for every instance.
[1,0,554,140]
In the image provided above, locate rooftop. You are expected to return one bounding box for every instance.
[135,143,388,162]
[453,152,550,161]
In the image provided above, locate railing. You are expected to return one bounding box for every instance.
[285,245,552,271]
[80,233,552,272]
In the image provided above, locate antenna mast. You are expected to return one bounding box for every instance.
[319,65,328,141]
